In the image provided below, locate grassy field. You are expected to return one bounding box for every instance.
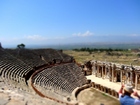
[77,88,120,105]
[64,50,140,104]
[63,50,140,66]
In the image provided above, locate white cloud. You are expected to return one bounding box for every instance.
[1,35,70,47]
[23,35,67,41]
[130,34,139,37]
[72,31,94,37]
[53,36,65,39]
[24,35,47,40]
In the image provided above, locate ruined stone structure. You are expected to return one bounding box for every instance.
[1,47,140,104]
[0,48,87,104]
[0,42,3,49]
[82,60,140,90]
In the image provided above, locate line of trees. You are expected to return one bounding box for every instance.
[73,47,127,52]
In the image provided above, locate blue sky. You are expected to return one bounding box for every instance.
[0,0,140,47]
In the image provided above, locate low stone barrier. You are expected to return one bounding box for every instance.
[71,84,92,102]
[92,82,119,99]
[72,81,119,105]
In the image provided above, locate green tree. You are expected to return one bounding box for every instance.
[17,43,25,49]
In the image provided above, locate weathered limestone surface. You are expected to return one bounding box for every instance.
[0,81,61,105]
[0,48,87,105]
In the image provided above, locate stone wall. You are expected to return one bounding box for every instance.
[82,60,140,89]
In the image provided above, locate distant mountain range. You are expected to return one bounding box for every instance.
[2,42,140,50]
[5,42,139,50]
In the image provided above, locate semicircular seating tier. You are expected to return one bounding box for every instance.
[32,63,87,97]
[5,48,74,68]
[5,49,47,68]
[32,49,74,63]
[0,48,86,96]
[0,49,32,83]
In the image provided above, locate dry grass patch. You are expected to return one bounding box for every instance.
[77,88,120,105]
[63,50,140,65]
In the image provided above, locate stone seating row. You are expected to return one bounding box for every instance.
[59,63,87,86]
[48,65,72,79]
[53,64,86,91]
[0,61,32,82]
[33,49,73,63]
[5,49,46,67]
[33,68,74,94]
[32,63,87,96]
[68,63,87,86]
[4,49,74,69]
[0,49,33,84]
[33,72,71,97]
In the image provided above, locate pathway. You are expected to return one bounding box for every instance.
[86,74,140,98]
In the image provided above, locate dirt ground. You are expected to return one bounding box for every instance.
[77,88,120,105]
[63,50,140,66]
